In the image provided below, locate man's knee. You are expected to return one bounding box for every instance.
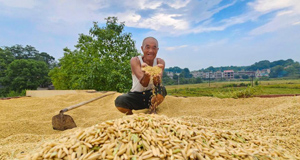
[151,94,165,105]
[115,95,124,107]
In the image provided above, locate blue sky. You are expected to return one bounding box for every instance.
[0,0,299,71]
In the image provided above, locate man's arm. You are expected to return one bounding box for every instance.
[130,57,150,87]
[153,58,165,86]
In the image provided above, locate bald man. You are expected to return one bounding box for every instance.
[115,37,167,115]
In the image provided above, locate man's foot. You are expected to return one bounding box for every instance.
[116,107,133,115]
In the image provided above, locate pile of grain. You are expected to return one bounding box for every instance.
[18,114,294,160]
[142,66,162,76]
[1,92,300,159]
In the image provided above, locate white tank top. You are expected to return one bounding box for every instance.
[130,56,158,92]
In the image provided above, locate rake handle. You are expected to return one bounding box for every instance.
[60,92,115,113]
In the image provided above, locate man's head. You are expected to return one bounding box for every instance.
[141,37,159,61]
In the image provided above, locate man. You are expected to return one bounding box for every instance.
[115,37,167,115]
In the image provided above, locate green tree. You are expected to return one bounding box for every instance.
[5,45,56,68]
[162,71,175,85]
[205,66,215,72]
[0,48,15,80]
[180,68,193,78]
[242,75,249,79]
[234,75,240,79]
[270,65,286,78]
[165,66,182,74]
[49,17,139,92]
[5,45,38,59]
[2,59,49,92]
[35,52,55,67]
[247,60,270,71]
[270,59,294,68]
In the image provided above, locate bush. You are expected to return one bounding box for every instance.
[213,86,261,99]
[223,83,251,88]
[223,83,238,88]
[239,83,250,87]
[255,79,259,86]
[231,86,261,98]
[6,90,26,97]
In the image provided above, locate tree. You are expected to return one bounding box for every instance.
[242,75,249,79]
[270,65,286,78]
[234,75,240,79]
[165,66,182,74]
[35,52,55,67]
[247,60,270,71]
[2,59,49,92]
[0,48,15,81]
[285,62,300,77]
[270,59,294,68]
[205,66,215,72]
[162,71,174,85]
[180,68,193,78]
[49,17,139,92]
[195,77,203,83]
[5,45,56,68]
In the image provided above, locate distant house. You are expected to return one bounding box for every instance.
[237,70,255,78]
[189,68,270,81]
[214,71,223,79]
[203,72,214,79]
[166,71,174,79]
[255,69,270,77]
[223,70,234,79]
[191,71,202,78]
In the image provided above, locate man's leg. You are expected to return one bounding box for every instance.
[115,94,134,115]
[115,92,148,115]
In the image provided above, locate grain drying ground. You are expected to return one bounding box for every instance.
[0,92,299,159]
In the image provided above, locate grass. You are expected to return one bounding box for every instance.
[165,79,300,98]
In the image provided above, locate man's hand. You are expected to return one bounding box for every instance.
[141,62,148,68]
[153,74,161,86]
[140,71,151,87]
[153,64,163,86]
[157,64,164,69]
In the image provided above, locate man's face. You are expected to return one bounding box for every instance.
[141,38,159,61]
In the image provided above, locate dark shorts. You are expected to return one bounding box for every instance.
[115,85,167,110]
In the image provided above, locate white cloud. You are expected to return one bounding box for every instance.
[139,14,189,30]
[248,0,295,13]
[1,0,300,41]
[293,21,300,25]
[165,45,188,51]
[164,0,191,9]
[0,0,37,9]
[0,0,238,35]
[135,0,162,10]
[248,0,300,35]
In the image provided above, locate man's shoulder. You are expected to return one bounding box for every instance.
[131,56,139,61]
[156,57,165,63]
[130,56,141,65]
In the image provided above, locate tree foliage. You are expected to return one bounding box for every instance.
[5,45,56,68]
[0,45,54,97]
[0,48,15,80]
[165,66,182,74]
[180,68,193,78]
[2,59,49,92]
[49,17,139,92]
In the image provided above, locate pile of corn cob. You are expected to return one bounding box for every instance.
[18,114,294,160]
